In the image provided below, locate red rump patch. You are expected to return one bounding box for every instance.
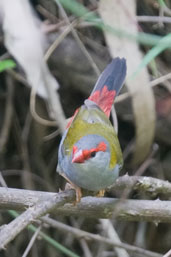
[88,86,116,117]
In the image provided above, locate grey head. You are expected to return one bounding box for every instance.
[58,134,119,191]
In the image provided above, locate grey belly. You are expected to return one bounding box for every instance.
[63,162,119,191]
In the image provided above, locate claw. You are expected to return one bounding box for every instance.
[61,173,82,203]
[75,186,82,203]
[96,189,105,197]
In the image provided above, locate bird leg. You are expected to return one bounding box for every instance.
[96,189,105,197]
[61,173,82,202]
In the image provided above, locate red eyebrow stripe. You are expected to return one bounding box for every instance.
[72,142,107,163]
[97,142,107,152]
[89,142,107,154]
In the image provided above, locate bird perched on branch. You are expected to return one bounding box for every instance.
[57,57,127,201]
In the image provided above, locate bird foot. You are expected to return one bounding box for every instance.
[96,189,105,197]
[62,172,82,203]
[65,182,82,203]
[75,186,82,203]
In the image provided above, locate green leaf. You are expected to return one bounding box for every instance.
[0,59,16,73]
[158,0,165,7]
[131,33,171,79]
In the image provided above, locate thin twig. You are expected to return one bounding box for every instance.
[30,86,58,127]
[56,0,100,77]
[7,69,59,127]
[1,169,52,189]
[44,21,77,61]
[22,225,42,257]
[163,249,171,257]
[37,4,59,23]
[111,105,118,134]
[0,52,10,61]
[70,217,93,257]
[43,128,60,141]
[0,172,7,187]
[100,219,130,257]
[162,3,171,16]
[110,147,158,219]
[137,15,171,23]
[41,82,66,133]
[41,216,161,257]
[115,72,171,103]
[13,111,34,189]
[7,69,29,86]
[0,75,14,152]
[21,111,32,142]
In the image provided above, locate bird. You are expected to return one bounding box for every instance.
[57,57,127,201]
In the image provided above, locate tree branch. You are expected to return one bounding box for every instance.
[0,186,171,222]
[109,174,171,197]
[0,190,75,249]
[0,175,171,251]
[41,216,162,257]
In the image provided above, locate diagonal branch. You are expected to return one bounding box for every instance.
[0,190,75,250]
[41,216,162,257]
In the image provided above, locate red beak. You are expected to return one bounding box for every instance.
[72,150,84,163]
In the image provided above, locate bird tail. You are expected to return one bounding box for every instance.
[88,57,126,117]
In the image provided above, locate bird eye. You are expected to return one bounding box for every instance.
[90,151,96,157]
